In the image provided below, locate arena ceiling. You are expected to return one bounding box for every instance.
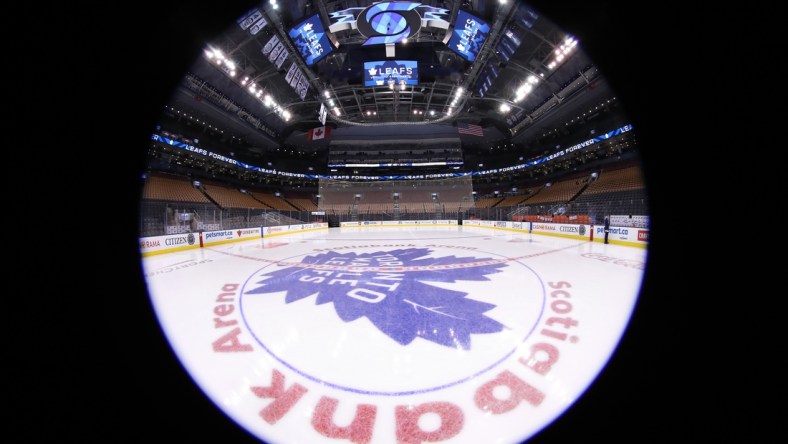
[164,0,618,158]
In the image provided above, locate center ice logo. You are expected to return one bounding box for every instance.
[245,248,507,349]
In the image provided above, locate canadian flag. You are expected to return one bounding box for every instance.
[307,126,330,141]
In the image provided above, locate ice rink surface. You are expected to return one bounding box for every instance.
[140,226,646,444]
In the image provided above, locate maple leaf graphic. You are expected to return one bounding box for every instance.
[245,248,507,349]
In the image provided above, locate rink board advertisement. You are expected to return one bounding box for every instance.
[464,220,595,241]
[594,226,649,247]
[235,227,263,239]
[202,230,236,245]
[462,220,495,227]
[139,232,200,256]
[202,228,264,245]
[340,220,457,227]
[463,220,520,229]
[141,224,327,256]
[531,223,591,240]
[263,223,327,237]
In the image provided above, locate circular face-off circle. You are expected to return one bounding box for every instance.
[239,245,546,396]
[143,228,645,444]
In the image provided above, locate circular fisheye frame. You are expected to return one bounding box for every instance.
[139,1,648,443]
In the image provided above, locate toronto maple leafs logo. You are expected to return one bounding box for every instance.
[245,248,507,349]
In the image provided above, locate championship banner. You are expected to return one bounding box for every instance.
[268,42,285,64]
[261,34,279,56]
[318,103,327,125]
[274,48,289,69]
[285,62,298,83]
[237,8,266,34]
[289,67,302,88]
[295,74,309,100]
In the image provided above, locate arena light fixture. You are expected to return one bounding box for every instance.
[514,75,540,102]
[546,35,577,71]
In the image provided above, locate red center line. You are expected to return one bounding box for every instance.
[204,242,583,272]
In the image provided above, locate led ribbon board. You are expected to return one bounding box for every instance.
[329,2,450,46]
[288,14,333,65]
[446,10,490,62]
[364,60,418,86]
[151,124,634,182]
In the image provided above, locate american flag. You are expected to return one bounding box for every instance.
[457,122,484,137]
